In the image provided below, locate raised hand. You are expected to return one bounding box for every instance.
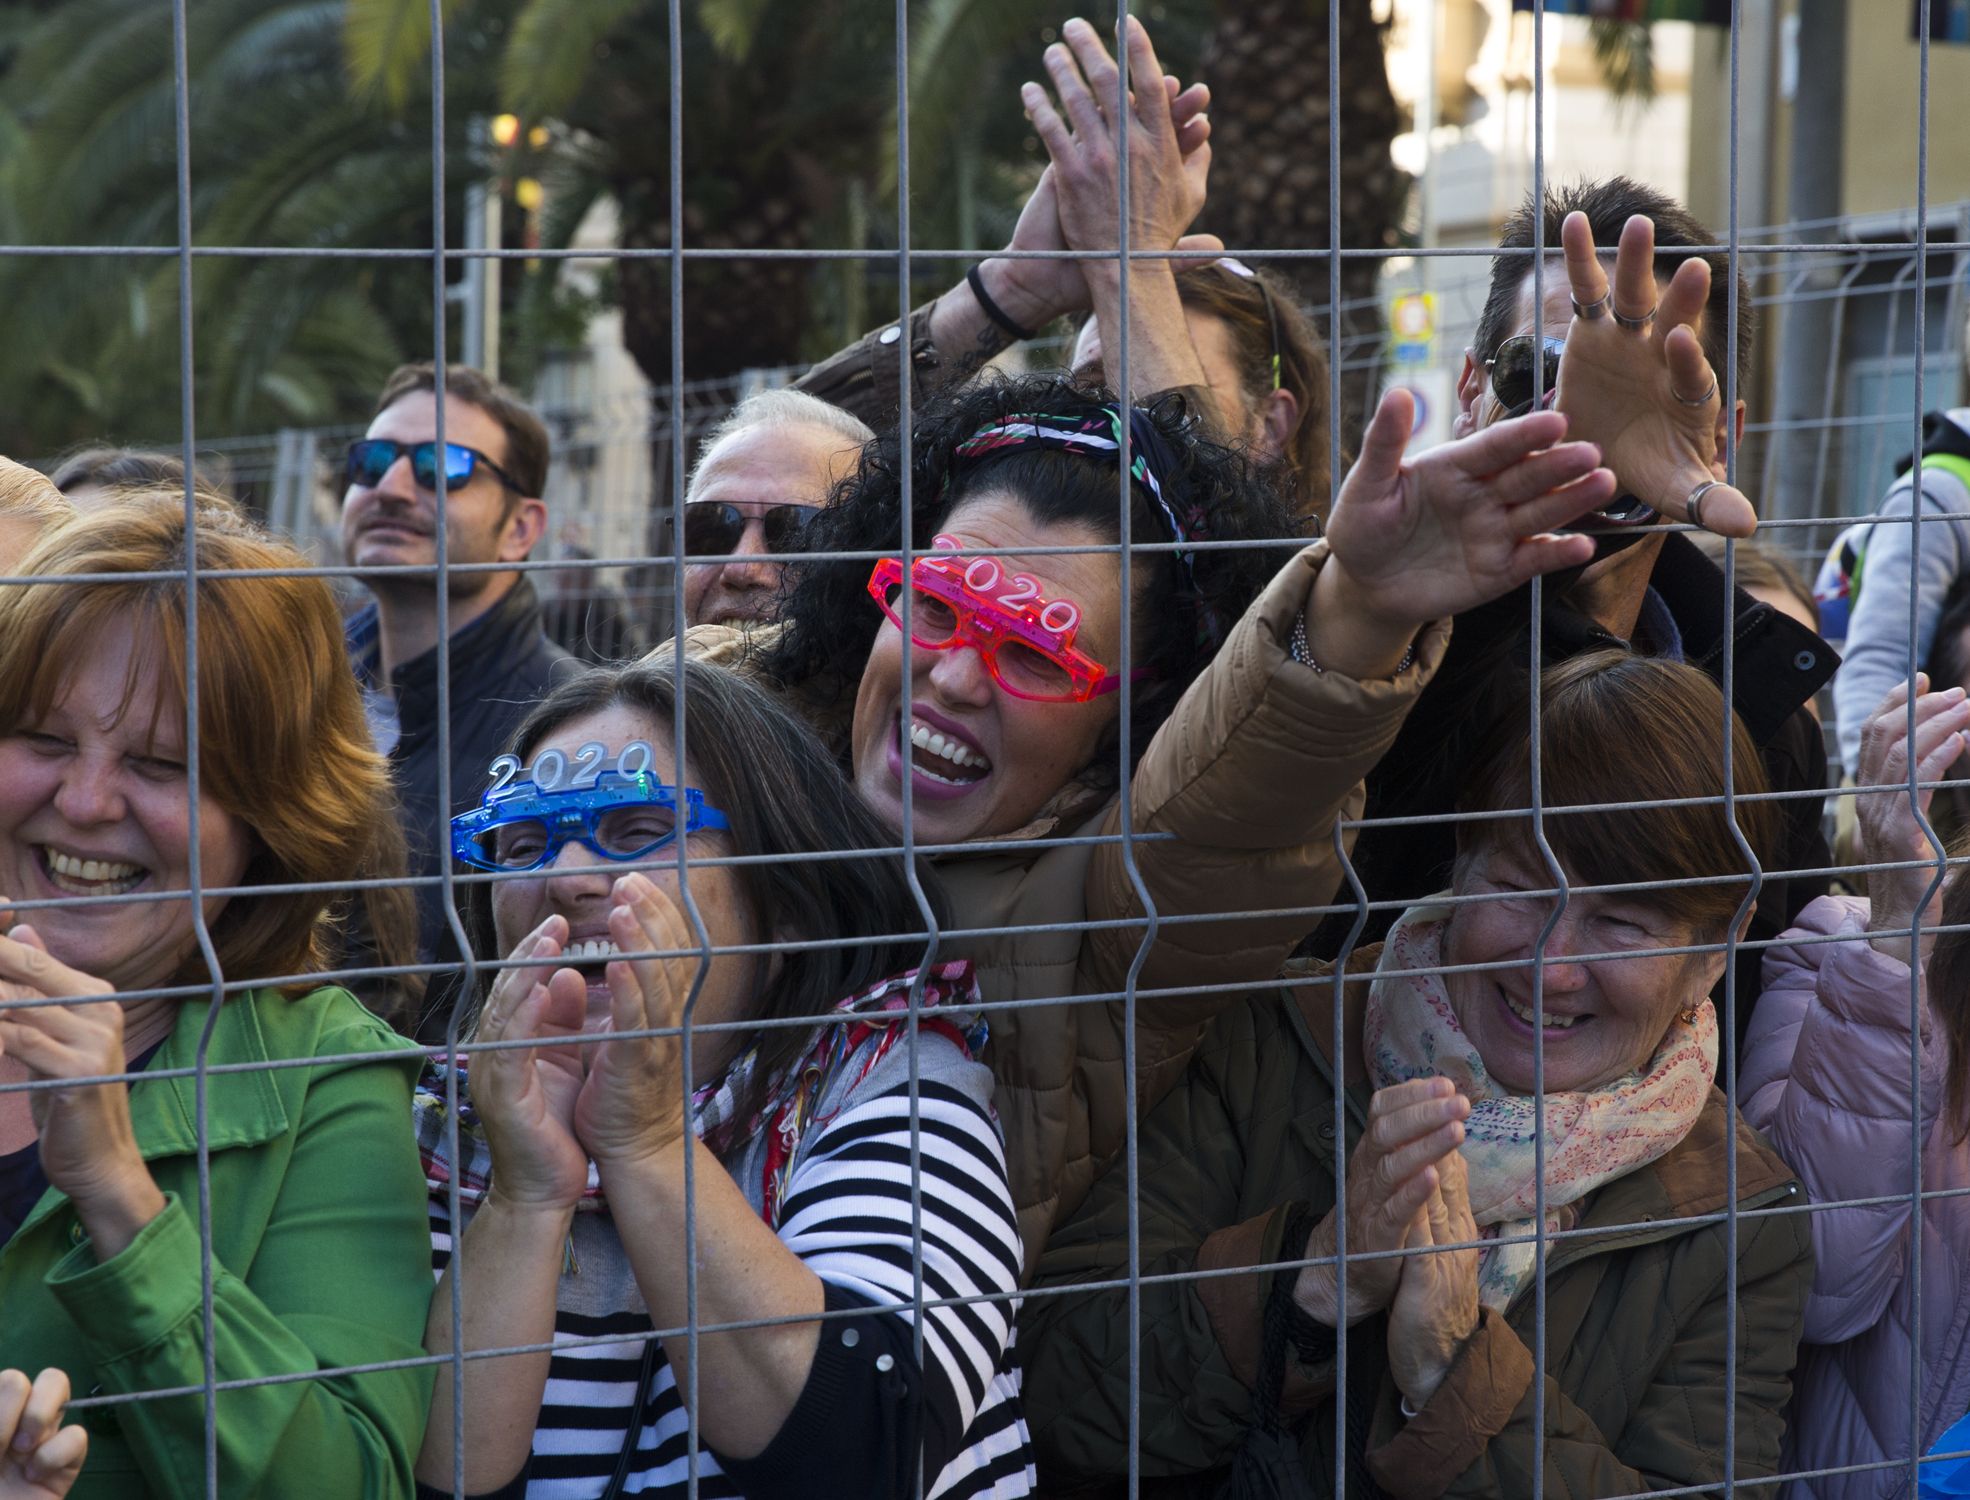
[1384,1147,1482,1410]
[471,917,592,1211]
[1308,393,1613,677]
[1020,16,1208,271]
[0,1369,86,1499]
[0,922,161,1255]
[1855,677,1970,962]
[1553,211,1755,537]
[989,88,1217,329]
[1294,1078,1470,1327]
[575,875,703,1169]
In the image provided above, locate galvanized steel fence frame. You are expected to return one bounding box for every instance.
[3,0,1969,1497]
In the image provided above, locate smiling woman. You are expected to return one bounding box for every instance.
[663,370,1625,1269]
[1025,651,1812,1495]
[0,494,436,1499]
[416,658,1034,1499]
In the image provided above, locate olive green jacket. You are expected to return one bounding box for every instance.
[0,988,435,1499]
[1021,959,1815,1498]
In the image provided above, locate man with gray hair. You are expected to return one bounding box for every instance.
[680,388,872,628]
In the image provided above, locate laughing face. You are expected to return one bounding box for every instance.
[487,703,762,1060]
[1440,846,1727,1095]
[849,492,1129,846]
[0,614,254,996]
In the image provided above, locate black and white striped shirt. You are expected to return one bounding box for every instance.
[423,1035,1035,1499]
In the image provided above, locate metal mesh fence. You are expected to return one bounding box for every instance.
[3,0,1970,1497]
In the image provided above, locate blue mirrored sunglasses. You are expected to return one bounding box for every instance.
[450,771,730,873]
[346,438,523,494]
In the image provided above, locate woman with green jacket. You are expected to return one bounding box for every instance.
[1022,653,1815,1497]
[0,496,436,1499]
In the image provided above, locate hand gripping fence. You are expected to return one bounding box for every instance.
[7,0,1970,1497]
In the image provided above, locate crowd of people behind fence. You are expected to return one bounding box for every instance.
[6,14,1970,1500]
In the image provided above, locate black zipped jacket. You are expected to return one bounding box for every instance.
[346,579,572,1037]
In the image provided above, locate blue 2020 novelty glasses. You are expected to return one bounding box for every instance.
[451,770,730,873]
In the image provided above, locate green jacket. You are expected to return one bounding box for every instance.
[0,988,436,1500]
[1021,959,1815,1499]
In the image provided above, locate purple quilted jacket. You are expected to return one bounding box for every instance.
[1744,895,1970,1498]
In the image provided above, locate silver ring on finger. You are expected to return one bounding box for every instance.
[1675,376,1719,409]
[1613,302,1657,332]
[1686,479,1722,531]
[1571,289,1612,322]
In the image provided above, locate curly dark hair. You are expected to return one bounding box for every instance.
[762,373,1302,786]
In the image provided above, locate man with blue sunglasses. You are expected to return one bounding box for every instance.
[340,362,571,1036]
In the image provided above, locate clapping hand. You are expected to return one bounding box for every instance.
[1019,17,1213,280]
[575,876,703,1169]
[1554,211,1756,537]
[1855,677,1970,963]
[1307,394,1614,677]
[0,922,156,1240]
[1294,1078,1470,1327]
[471,917,592,1212]
[1385,1149,1483,1410]
[0,1368,86,1499]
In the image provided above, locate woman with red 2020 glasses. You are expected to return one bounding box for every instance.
[670,372,1619,1270]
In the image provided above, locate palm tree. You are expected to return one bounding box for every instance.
[1187,0,1409,457]
[0,0,493,454]
[0,0,1424,458]
[344,0,900,388]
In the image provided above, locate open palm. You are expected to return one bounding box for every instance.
[1324,392,1613,631]
[1553,211,1756,536]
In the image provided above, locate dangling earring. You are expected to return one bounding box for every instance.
[1680,1002,1701,1025]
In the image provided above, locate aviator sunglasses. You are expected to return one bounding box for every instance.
[1485,334,1569,418]
[682,501,819,559]
[1486,333,1660,527]
[346,439,523,494]
[1213,257,1282,392]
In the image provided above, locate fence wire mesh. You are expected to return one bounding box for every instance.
[5,0,1970,1497]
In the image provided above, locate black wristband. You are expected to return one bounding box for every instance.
[967,263,1037,342]
[1274,1202,1338,1367]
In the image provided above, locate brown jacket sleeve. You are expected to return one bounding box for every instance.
[1073,542,1449,1185]
[1366,1207,1812,1500]
[1194,1206,1338,1416]
[792,299,1009,431]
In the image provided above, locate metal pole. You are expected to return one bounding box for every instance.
[1769,0,1849,522]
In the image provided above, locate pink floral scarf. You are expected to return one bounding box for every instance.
[1361,897,1718,1311]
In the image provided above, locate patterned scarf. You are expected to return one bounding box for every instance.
[415,960,987,1227]
[1360,897,1717,1311]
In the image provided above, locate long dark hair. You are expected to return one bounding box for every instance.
[763,373,1298,789]
[464,657,947,1126]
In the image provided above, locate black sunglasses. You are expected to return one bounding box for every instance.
[681,501,819,559]
[345,439,523,494]
[1485,334,1569,418]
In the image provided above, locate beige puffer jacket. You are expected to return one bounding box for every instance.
[668,543,1446,1270]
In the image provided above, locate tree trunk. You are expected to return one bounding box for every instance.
[1195,0,1409,462]
[615,191,814,389]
